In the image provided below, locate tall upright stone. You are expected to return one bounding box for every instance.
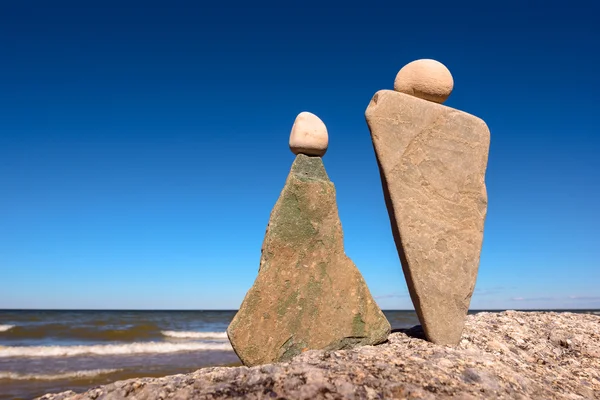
[227,113,390,367]
[365,60,490,345]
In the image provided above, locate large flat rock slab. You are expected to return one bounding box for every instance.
[39,312,600,400]
[365,90,490,345]
[227,154,390,366]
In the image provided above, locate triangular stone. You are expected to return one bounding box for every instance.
[227,154,390,366]
[365,90,490,345]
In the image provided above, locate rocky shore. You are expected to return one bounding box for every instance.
[39,311,600,400]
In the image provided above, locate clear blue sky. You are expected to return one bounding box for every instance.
[1,1,598,310]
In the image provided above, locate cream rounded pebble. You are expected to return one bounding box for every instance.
[289,112,328,157]
[393,59,454,104]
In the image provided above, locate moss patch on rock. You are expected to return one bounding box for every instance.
[227,155,390,366]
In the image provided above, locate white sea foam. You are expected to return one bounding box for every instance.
[0,341,233,358]
[0,325,15,332]
[162,330,228,339]
[0,369,121,381]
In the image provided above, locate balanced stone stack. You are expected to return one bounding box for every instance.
[365,59,491,345]
[228,112,390,366]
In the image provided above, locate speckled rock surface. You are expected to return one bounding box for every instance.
[227,154,390,366]
[365,89,490,346]
[38,311,600,400]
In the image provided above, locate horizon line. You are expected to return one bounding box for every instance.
[1,308,599,312]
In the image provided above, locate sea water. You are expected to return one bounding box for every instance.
[0,309,597,399]
[0,310,241,399]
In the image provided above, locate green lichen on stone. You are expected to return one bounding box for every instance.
[318,262,327,277]
[290,154,330,182]
[227,154,392,366]
[332,337,368,350]
[307,276,322,299]
[318,262,333,285]
[272,190,316,244]
[279,336,308,362]
[244,289,261,313]
[245,344,260,360]
[290,297,308,332]
[372,317,392,341]
[277,290,299,317]
[259,250,275,272]
[294,250,307,269]
[352,313,366,337]
[229,289,262,333]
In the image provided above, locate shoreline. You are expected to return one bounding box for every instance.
[37,311,600,399]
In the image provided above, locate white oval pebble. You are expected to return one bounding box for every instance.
[289,112,328,156]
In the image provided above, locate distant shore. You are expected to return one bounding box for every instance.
[38,311,600,400]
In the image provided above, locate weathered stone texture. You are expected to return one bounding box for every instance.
[365,90,490,345]
[227,154,390,366]
[40,312,600,400]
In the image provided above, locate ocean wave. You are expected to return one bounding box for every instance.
[0,322,163,342]
[0,341,233,358]
[0,369,120,381]
[162,330,228,339]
